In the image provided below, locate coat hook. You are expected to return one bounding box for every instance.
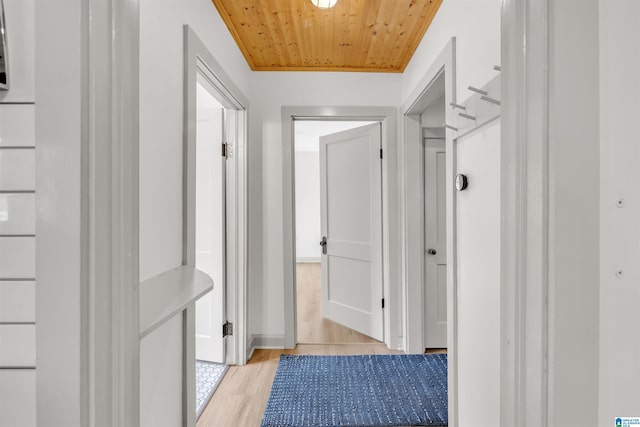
[468,86,488,96]
[480,95,501,106]
[459,112,477,121]
[450,102,466,111]
[494,65,501,71]
[444,123,458,132]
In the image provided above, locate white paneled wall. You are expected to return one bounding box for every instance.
[0,103,36,427]
[0,105,36,146]
[0,150,35,191]
[0,371,36,427]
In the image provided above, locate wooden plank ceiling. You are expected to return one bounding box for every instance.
[210,0,443,72]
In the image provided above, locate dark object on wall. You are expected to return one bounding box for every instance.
[456,173,468,191]
[0,0,8,90]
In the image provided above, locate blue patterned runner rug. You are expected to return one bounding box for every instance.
[261,354,448,427]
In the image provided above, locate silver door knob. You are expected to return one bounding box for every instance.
[427,249,437,255]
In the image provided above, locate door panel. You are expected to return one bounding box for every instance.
[320,123,383,342]
[194,80,226,363]
[424,138,447,348]
[456,119,501,427]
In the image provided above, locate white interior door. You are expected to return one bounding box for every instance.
[195,80,226,363]
[319,123,383,342]
[456,119,501,426]
[424,134,447,348]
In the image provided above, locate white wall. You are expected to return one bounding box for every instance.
[421,93,445,128]
[294,151,321,262]
[456,119,501,427]
[599,0,640,423]
[140,316,183,427]
[402,0,501,103]
[35,0,84,423]
[250,72,401,340]
[139,0,251,422]
[0,1,36,427]
[139,0,251,282]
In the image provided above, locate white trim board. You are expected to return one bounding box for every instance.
[296,258,321,263]
[245,334,286,362]
[281,106,400,351]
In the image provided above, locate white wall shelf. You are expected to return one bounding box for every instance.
[139,267,213,339]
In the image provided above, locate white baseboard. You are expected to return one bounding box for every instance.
[296,258,321,263]
[246,334,286,361]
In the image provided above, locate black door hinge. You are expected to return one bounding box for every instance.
[380,148,383,159]
[381,298,385,309]
[222,142,228,158]
[222,321,233,337]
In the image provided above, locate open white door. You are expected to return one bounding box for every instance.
[319,123,383,342]
[424,131,447,348]
[194,80,226,363]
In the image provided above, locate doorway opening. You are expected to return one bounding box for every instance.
[293,120,379,345]
[194,76,227,365]
[183,25,250,421]
[193,77,229,418]
[282,107,399,351]
[421,93,448,351]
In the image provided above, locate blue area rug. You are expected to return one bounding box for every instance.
[196,360,228,420]
[261,354,448,427]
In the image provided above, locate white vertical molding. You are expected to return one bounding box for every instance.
[502,0,600,425]
[546,2,600,426]
[501,0,550,426]
[182,306,195,427]
[282,110,297,349]
[94,0,141,425]
[36,0,140,425]
[233,107,248,365]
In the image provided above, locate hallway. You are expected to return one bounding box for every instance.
[196,262,399,426]
[196,343,402,427]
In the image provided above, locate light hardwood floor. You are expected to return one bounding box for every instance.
[296,262,380,344]
[197,262,403,426]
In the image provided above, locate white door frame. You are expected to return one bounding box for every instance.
[400,38,457,422]
[184,25,249,367]
[401,40,456,355]
[281,106,400,350]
